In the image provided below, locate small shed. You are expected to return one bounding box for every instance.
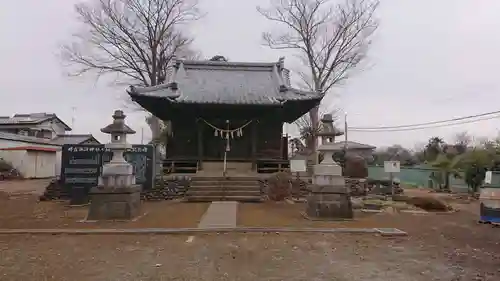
[0,146,57,178]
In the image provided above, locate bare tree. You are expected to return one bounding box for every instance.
[258,0,379,152]
[453,131,472,154]
[62,0,201,141]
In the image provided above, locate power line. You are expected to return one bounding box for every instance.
[348,110,500,130]
[349,114,500,132]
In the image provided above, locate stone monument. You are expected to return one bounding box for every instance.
[87,110,141,220]
[304,134,353,220]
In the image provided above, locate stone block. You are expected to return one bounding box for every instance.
[102,162,134,175]
[99,174,135,188]
[313,163,342,176]
[87,185,141,220]
[305,179,353,220]
[305,187,353,220]
[313,174,345,186]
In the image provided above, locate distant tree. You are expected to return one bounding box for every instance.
[209,55,228,61]
[372,145,417,166]
[452,131,472,154]
[413,142,427,164]
[431,153,463,191]
[62,0,201,144]
[465,163,486,194]
[258,0,379,155]
[425,137,445,161]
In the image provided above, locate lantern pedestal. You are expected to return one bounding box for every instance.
[304,143,353,220]
[87,186,141,221]
[87,110,141,221]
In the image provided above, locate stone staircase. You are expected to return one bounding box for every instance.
[186,176,262,202]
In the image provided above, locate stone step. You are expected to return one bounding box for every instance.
[192,177,259,181]
[186,195,262,202]
[190,181,259,187]
[186,190,261,197]
[189,185,260,191]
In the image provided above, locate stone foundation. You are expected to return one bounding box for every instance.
[87,186,141,220]
[305,185,353,220]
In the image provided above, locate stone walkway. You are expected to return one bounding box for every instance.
[197,201,238,229]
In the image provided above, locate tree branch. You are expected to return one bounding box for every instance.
[258,0,379,153]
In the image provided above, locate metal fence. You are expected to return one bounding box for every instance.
[368,166,500,191]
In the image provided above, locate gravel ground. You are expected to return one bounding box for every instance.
[0,182,499,280]
[0,205,499,281]
[0,193,209,229]
[238,201,401,228]
[0,233,457,281]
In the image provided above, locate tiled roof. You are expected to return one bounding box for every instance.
[129,58,321,105]
[49,134,99,145]
[0,146,58,152]
[0,113,72,130]
[0,132,57,146]
[0,132,98,146]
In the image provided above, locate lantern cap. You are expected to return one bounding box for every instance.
[100,110,136,135]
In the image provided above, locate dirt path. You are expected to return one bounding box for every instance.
[0,179,50,196]
[0,186,498,280]
[1,205,499,281]
[0,234,457,281]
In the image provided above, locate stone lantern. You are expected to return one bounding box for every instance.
[317,114,344,145]
[304,124,353,220]
[87,110,141,221]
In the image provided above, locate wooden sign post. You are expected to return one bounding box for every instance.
[384,161,401,196]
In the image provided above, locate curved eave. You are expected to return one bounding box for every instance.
[281,97,323,123]
[129,92,322,122]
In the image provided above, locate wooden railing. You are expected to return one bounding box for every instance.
[163,159,198,174]
[256,159,290,174]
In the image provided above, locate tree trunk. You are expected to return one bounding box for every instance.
[309,105,320,164]
[444,172,450,191]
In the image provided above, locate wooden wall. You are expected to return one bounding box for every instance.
[165,118,284,160]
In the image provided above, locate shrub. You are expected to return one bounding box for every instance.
[344,155,368,178]
[267,172,292,201]
[405,196,452,212]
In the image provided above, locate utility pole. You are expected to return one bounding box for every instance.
[340,112,348,175]
[344,112,348,148]
[71,107,77,131]
[141,128,144,144]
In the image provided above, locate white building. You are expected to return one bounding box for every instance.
[0,113,100,179]
[0,113,72,139]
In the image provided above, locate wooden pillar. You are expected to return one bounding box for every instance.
[251,121,257,171]
[279,122,284,160]
[197,120,203,170]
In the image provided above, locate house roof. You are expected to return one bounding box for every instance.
[0,146,57,152]
[0,132,57,146]
[0,113,72,131]
[129,58,322,106]
[49,134,100,145]
[0,132,98,147]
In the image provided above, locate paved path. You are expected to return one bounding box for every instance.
[197,201,238,229]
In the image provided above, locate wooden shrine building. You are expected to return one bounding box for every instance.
[129,57,322,176]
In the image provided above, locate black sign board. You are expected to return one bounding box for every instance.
[61,144,155,192]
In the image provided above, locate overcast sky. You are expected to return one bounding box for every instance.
[1,0,500,149]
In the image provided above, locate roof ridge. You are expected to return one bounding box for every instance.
[181,60,277,67]
[55,134,93,137]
